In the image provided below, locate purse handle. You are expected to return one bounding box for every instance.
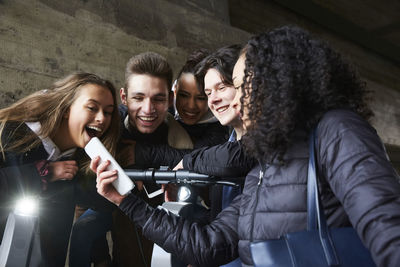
[307,128,340,266]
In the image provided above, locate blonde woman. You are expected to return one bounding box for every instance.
[0,72,119,266]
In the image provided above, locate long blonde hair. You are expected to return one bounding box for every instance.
[0,72,120,171]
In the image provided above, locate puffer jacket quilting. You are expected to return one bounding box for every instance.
[120,109,400,267]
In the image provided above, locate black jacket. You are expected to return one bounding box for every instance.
[119,110,400,267]
[183,140,256,178]
[119,104,189,168]
[179,120,229,149]
[132,121,229,169]
[0,122,76,266]
[134,142,190,169]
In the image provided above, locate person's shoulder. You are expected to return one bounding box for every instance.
[320,109,371,130]
[318,109,376,142]
[165,113,194,149]
[0,122,39,162]
[1,121,30,139]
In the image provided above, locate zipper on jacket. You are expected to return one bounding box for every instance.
[250,162,265,242]
[257,169,263,185]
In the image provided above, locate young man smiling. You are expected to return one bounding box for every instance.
[115,52,193,267]
[119,52,193,151]
[120,52,172,136]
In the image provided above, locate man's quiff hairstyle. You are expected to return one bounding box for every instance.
[195,44,242,91]
[124,52,173,93]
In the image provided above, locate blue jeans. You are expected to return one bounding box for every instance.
[69,209,112,267]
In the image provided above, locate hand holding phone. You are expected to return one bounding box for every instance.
[85,137,134,195]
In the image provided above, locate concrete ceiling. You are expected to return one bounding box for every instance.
[228,0,400,170]
[229,0,400,66]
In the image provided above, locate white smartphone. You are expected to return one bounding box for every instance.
[85,137,135,195]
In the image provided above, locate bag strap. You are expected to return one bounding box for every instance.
[307,128,339,266]
[306,129,317,230]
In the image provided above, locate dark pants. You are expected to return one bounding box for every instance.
[40,180,76,267]
[111,191,163,267]
[69,209,112,267]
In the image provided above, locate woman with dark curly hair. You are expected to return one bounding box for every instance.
[94,26,400,267]
[239,26,372,163]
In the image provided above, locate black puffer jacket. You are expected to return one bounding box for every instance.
[119,110,400,267]
[183,140,256,178]
[179,120,229,149]
[133,120,229,169]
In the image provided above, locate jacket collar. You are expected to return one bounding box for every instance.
[25,122,76,161]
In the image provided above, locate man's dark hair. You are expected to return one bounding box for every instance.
[176,48,210,80]
[195,44,242,91]
[124,52,173,92]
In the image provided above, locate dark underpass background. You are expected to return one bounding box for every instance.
[0,0,399,172]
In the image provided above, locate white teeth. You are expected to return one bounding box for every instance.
[184,111,197,116]
[87,126,102,132]
[216,106,229,113]
[139,116,156,121]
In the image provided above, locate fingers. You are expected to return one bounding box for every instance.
[63,160,78,165]
[95,161,117,184]
[48,161,78,181]
[61,172,75,180]
[96,159,112,176]
[63,162,78,176]
[95,168,118,199]
[173,160,183,170]
[90,156,101,172]
[96,168,117,195]
[96,172,117,196]
[96,170,117,187]
[96,174,125,206]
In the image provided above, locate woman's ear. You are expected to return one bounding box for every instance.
[63,109,70,119]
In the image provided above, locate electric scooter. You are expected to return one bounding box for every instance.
[124,168,241,267]
[0,197,42,267]
[0,169,241,267]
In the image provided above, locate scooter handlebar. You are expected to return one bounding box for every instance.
[124,169,211,184]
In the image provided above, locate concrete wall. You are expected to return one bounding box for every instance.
[228,0,400,171]
[0,0,249,108]
[0,0,399,170]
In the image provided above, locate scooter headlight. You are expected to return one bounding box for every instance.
[14,197,39,216]
[177,186,191,202]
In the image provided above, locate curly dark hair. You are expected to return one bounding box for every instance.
[241,25,373,163]
[195,44,242,91]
